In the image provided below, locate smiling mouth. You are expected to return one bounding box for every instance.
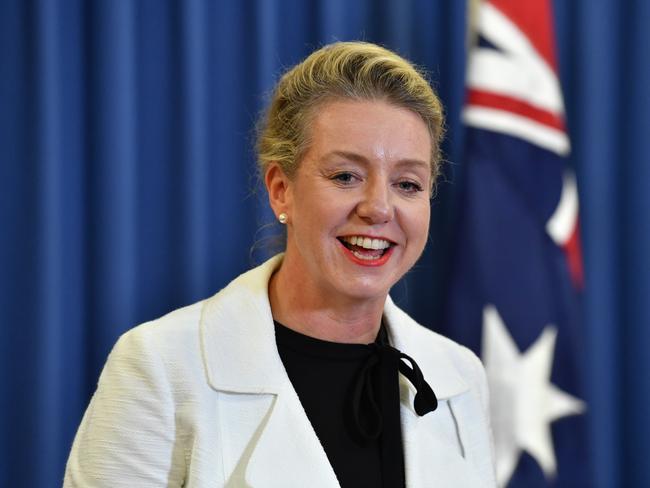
[337,235,395,261]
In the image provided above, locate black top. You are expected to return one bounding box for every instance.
[275,321,438,488]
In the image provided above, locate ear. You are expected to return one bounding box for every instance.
[264,163,293,220]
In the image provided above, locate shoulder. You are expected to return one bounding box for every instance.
[65,303,208,487]
[117,254,282,343]
[65,257,283,487]
[113,300,204,362]
[90,299,206,410]
[106,254,283,390]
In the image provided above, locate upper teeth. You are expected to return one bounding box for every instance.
[342,236,391,250]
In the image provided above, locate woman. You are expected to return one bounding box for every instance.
[65,42,496,487]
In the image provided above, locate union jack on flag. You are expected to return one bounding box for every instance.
[443,0,593,486]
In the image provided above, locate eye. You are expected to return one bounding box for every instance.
[396,180,424,193]
[330,172,359,185]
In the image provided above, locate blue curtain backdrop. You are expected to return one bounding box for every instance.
[0,1,648,487]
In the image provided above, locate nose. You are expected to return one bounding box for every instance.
[356,176,395,224]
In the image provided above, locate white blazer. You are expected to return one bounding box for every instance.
[65,255,496,487]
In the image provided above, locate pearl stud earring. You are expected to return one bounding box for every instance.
[278,213,288,224]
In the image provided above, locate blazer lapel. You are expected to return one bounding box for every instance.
[385,297,485,487]
[199,255,339,487]
[244,385,340,487]
[399,381,485,487]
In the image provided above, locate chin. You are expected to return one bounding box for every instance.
[328,273,396,302]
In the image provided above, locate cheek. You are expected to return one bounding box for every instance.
[291,200,331,248]
[407,202,431,247]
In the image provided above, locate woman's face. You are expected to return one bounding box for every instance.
[279,99,432,303]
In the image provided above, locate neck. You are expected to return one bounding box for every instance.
[269,261,386,345]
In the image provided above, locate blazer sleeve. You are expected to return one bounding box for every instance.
[64,325,186,487]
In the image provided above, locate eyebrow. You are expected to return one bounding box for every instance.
[321,150,430,171]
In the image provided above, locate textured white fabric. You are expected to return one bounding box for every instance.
[64,255,496,487]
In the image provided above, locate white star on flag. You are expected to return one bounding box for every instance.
[482,304,586,486]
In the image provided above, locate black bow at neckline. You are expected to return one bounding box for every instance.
[348,325,438,487]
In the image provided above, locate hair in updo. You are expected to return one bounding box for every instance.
[256,41,445,189]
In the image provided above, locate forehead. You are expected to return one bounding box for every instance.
[303,99,432,168]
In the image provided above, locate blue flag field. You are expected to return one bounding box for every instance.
[444,1,593,486]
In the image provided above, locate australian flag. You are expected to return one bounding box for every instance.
[443,1,593,486]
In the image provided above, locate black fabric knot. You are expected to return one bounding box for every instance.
[398,351,439,416]
[347,333,438,488]
[349,340,438,443]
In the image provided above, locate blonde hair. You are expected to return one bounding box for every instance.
[256,41,445,188]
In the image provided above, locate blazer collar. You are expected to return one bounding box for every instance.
[200,254,287,394]
[200,255,468,400]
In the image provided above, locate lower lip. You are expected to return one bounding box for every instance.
[338,240,395,267]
